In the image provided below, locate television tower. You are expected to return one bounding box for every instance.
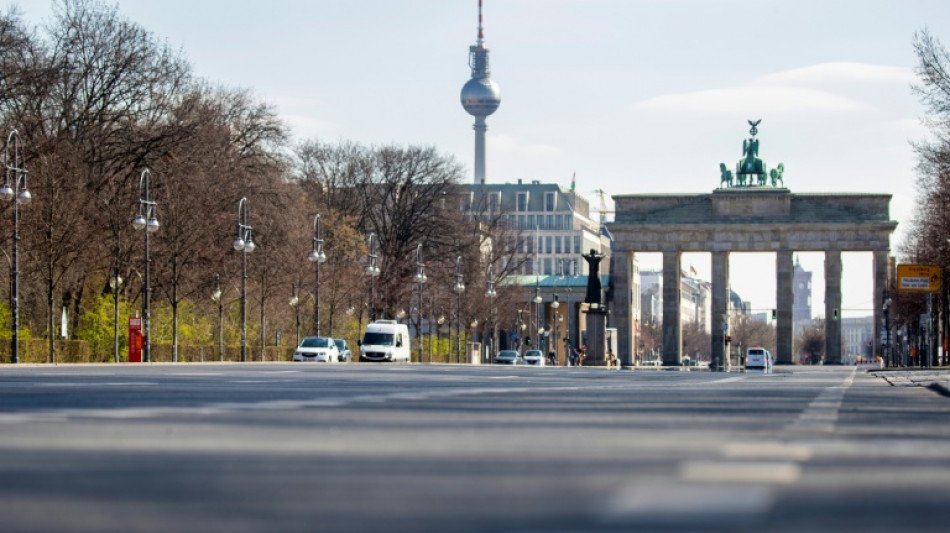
[460,0,501,185]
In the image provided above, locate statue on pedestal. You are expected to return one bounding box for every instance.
[582,249,604,306]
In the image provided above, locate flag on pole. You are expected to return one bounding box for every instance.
[689,265,698,277]
[570,170,576,192]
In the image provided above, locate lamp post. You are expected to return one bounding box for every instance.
[470,318,479,361]
[109,266,122,363]
[453,256,465,363]
[308,214,327,336]
[437,314,445,361]
[883,283,891,368]
[414,243,427,363]
[366,232,380,322]
[533,275,542,346]
[486,264,496,362]
[211,274,224,361]
[132,168,159,363]
[289,282,300,347]
[232,197,255,362]
[2,130,30,364]
[521,320,527,351]
[551,277,560,365]
[559,260,573,355]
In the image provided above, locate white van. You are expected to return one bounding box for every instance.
[745,347,773,372]
[359,320,411,363]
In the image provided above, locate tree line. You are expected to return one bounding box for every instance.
[894,28,950,365]
[0,0,522,362]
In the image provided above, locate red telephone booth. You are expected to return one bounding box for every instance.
[129,317,143,363]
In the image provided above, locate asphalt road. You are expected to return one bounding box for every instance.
[0,363,948,533]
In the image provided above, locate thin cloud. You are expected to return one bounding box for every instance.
[752,62,915,87]
[631,62,912,117]
[632,86,873,115]
[490,134,562,158]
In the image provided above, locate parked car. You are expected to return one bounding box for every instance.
[293,336,340,362]
[493,350,523,365]
[523,349,545,366]
[334,339,352,362]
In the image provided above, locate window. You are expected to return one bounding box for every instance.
[545,192,556,212]
[546,215,554,229]
[545,236,553,254]
[527,214,535,229]
[518,215,526,229]
[516,192,528,212]
[543,258,552,275]
[538,236,543,253]
[526,238,533,254]
[574,235,581,254]
[555,237,562,254]
[489,192,500,213]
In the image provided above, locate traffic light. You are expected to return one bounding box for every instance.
[771,309,777,320]
[833,309,839,320]
[724,335,731,344]
[525,336,532,346]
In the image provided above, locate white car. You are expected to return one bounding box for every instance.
[523,349,545,366]
[294,336,340,362]
[745,347,773,372]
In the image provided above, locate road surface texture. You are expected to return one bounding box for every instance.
[0,364,948,532]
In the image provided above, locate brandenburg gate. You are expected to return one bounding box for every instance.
[607,121,898,367]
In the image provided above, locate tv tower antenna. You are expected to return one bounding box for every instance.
[460,0,501,185]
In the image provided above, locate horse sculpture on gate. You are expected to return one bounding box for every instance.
[770,163,785,188]
[719,163,733,188]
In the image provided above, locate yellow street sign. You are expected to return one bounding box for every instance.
[896,264,941,293]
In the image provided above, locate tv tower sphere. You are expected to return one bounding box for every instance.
[460,76,501,117]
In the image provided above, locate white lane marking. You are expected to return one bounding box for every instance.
[30,382,158,387]
[603,482,776,522]
[709,376,748,384]
[721,442,814,461]
[680,461,801,484]
[785,368,855,434]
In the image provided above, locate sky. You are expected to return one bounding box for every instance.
[6,0,950,319]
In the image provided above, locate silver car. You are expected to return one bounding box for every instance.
[493,350,523,365]
[334,339,352,362]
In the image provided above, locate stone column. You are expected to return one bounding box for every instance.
[612,250,634,368]
[825,250,842,364]
[776,250,794,365]
[662,250,682,366]
[711,251,730,369]
[873,250,888,364]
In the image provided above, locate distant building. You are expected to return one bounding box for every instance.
[464,181,618,363]
[462,181,609,276]
[793,256,813,331]
[841,316,874,362]
[639,269,715,333]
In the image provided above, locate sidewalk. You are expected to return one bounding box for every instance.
[870,368,950,398]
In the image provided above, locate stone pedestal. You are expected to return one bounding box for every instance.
[583,307,611,367]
